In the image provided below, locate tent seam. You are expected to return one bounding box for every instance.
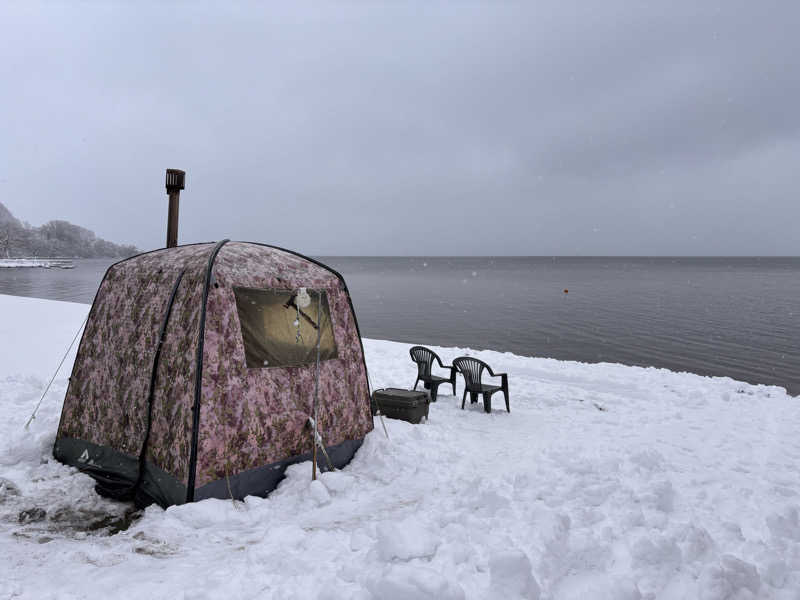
[132,268,186,502]
[186,239,230,502]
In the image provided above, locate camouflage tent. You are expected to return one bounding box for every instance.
[54,241,373,507]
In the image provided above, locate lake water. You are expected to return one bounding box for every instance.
[1,256,797,396]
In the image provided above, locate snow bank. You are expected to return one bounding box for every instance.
[0,294,798,599]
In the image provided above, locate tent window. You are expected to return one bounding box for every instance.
[233,287,338,368]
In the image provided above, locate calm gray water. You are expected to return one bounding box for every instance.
[1,256,797,396]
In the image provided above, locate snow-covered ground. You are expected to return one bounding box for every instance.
[0,293,798,599]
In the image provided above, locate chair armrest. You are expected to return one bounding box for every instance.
[484,363,501,377]
[482,364,507,385]
[488,369,508,386]
[435,355,456,375]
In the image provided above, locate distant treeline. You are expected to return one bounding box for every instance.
[0,202,138,259]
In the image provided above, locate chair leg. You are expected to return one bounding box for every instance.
[461,389,468,409]
[504,388,510,413]
[451,374,457,396]
[430,383,439,403]
[483,392,492,413]
[470,392,478,404]
[413,378,419,391]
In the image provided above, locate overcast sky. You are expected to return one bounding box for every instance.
[1,2,798,255]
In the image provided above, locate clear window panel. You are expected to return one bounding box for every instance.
[233,287,338,368]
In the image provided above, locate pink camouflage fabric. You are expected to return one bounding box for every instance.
[55,241,373,506]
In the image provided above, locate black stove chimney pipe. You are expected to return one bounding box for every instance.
[165,169,185,248]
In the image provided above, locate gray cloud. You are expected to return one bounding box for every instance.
[1,2,798,255]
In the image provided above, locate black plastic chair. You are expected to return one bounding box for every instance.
[409,346,457,402]
[453,356,509,413]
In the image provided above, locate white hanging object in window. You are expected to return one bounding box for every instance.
[296,287,311,308]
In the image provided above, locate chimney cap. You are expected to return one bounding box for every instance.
[166,169,186,192]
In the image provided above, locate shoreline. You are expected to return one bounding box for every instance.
[0,293,793,399]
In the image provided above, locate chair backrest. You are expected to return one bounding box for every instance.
[409,346,437,378]
[453,356,487,390]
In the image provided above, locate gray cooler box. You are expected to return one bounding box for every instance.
[371,388,429,424]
